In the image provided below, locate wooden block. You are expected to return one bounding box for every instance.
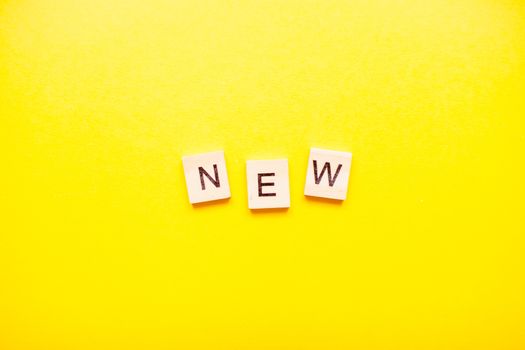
[182,151,231,204]
[304,147,352,200]
[246,159,290,209]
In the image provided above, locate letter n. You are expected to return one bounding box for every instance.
[199,164,220,190]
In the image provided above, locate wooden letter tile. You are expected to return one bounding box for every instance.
[304,148,352,200]
[247,159,290,209]
[182,151,231,204]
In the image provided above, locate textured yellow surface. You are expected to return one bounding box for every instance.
[1,0,525,349]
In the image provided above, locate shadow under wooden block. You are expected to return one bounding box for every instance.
[249,207,289,215]
[191,197,231,209]
[304,195,344,206]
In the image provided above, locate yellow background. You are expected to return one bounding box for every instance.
[1,0,525,349]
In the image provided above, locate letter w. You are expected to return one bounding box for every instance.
[199,164,220,190]
[313,160,342,186]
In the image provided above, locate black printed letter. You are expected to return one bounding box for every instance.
[313,160,342,186]
[199,164,220,190]
[258,173,276,197]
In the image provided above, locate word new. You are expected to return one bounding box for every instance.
[182,147,352,209]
